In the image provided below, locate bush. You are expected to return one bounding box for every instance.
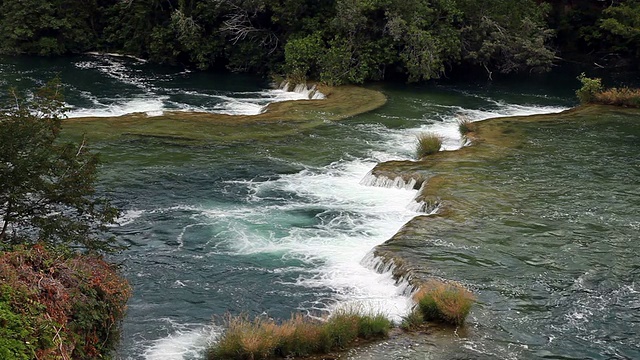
[0,244,131,359]
[576,73,604,104]
[0,301,37,360]
[416,132,442,158]
[413,280,475,326]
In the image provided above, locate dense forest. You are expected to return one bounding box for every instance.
[0,0,638,84]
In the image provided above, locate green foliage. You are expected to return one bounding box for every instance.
[0,301,36,360]
[356,313,391,339]
[598,1,640,60]
[0,79,120,252]
[284,32,324,83]
[416,133,442,158]
[319,38,356,86]
[322,311,360,349]
[0,0,100,55]
[458,0,554,77]
[0,244,131,359]
[576,73,604,104]
[0,0,564,81]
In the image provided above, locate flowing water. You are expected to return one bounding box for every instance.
[2,55,638,359]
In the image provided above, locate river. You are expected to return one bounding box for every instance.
[1,55,638,359]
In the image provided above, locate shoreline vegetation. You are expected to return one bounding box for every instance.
[577,74,640,108]
[1,81,130,359]
[1,0,638,85]
[207,280,474,360]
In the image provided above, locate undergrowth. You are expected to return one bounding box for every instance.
[0,244,131,359]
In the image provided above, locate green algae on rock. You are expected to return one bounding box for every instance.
[61,85,387,144]
[370,104,640,289]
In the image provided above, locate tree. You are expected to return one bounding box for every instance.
[599,0,640,65]
[0,0,103,55]
[457,0,555,78]
[0,80,119,252]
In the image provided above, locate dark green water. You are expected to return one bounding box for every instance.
[3,55,638,359]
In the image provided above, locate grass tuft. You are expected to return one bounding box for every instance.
[275,313,325,357]
[208,309,392,359]
[457,116,477,135]
[210,315,280,360]
[416,132,442,158]
[413,280,475,326]
[400,309,424,331]
[357,312,392,339]
[593,87,640,107]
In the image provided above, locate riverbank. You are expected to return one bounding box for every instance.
[62,85,387,144]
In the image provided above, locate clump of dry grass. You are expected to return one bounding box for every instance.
[211,315,281,359]
[276,314,326,357]
[416,132,442,158]
[412,280,475,326]
[208,309,392,359]
[593,87,640,107]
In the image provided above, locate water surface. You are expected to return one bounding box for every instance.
[5,56,636,360]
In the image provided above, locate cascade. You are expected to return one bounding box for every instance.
[360,172,417,190]
[278,80,326,100]
[360,251,416,297]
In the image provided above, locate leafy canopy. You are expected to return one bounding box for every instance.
[0,79,120,252]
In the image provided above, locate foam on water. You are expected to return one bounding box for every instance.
[67,96,168,118]
[142,322,219,360]
[66,56,325,117]
[169,159,420,322]
[123,91,567,359]
[367,103,569,162]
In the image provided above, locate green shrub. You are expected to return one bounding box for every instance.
[0,301,37,360]
[416,132,442,158]
[413,280,475,326]
[576,73,604,104]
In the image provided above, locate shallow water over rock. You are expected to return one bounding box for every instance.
[6,56,636,359]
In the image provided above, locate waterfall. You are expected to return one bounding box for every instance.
[360,172,418,190]
[278,80,326,100]
[360,251,416,297]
